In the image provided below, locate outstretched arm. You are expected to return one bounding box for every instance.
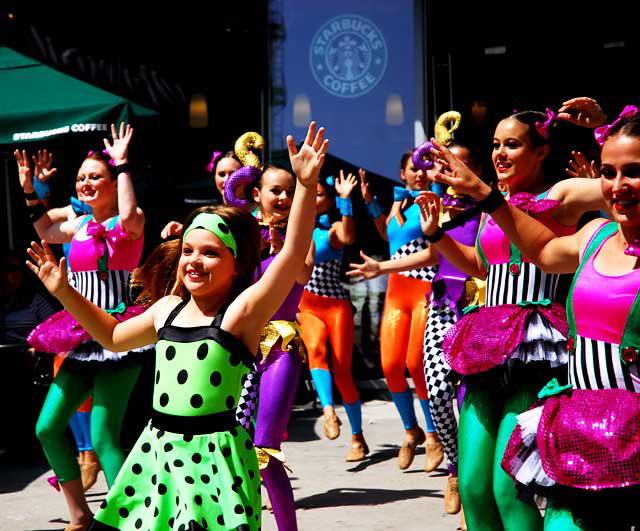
[224,122,328,349]
[26,240,159,350]
[104,123,145,239]
[347,248,438,280]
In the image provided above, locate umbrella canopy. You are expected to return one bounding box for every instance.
[0,47,156,144]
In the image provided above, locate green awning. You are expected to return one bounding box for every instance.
[0,47,156,144]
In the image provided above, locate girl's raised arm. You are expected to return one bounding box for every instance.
[27,240,159,351]
[104,123,145,239]
[15,149,78,243]
[224,122,328,346]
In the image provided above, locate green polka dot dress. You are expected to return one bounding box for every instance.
[91,300,260,531]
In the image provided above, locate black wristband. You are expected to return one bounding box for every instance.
[28,202,46,222]
[114,163,130,175]
[24,190,39,200]
[477,187,505,213]
[425,226,445,244]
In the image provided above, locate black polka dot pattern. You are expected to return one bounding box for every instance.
[210,371,222,386]
[94,335,261,531]
[218,222,230,234]
[190,394,203,408]
[165,346,176,360]
[196,343,208,360]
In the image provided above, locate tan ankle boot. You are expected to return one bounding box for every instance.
[81,450,101,491]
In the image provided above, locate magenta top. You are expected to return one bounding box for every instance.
[572,227,640,344]
[478,196,575,265]
[68,215,144,272]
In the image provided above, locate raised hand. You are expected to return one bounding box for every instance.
[335,169,357,198]
[14,149,34,192]
[428,138,489,199]
[160,221,184,239]
[26,240,69,296]
[33,149,57,182]
[347,250,381,280]
[287,121,329,188]
[565,151,599,179]
[415,192,441,236]
[103,122,133,165]
[557,97,606,128]
[358,168,373,202]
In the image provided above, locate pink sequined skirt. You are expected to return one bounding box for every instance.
[442,302,568,375]
[502,389,640,491]
[28,306,145,354]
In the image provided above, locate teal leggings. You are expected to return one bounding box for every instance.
[458,382,543,531]
[36,362,140,486]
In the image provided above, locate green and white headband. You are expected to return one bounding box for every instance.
[183,212,237,258]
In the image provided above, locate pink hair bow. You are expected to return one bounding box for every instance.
[87,149,115,166]
[508,192,560,213]
[594,105,639,146]
[206,151,222,173]
[535,108,556,138]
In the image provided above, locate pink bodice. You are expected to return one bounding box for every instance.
[68,215,143,272]
[478,191,576,265]
[572,228,640,344]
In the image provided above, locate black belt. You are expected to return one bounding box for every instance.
[150,409,238,435]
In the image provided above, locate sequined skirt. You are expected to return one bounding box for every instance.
[443,302,568,376]
[28,306,149,362]
[502,388,640,492]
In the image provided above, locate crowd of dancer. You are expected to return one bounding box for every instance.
[13,94,640,531]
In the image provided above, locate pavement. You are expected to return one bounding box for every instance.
[0,399,463,531]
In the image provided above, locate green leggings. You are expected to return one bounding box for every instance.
[36,361,140,486]
[458,382,543,531]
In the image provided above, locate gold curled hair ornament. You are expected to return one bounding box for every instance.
[234,131,265,169]
[434,111,462,147]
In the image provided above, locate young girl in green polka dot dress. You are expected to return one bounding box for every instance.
[26,122,329,531]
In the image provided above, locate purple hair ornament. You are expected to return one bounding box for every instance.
[412,141,435,170]
[224,132,265,209]
[594,105,640,146]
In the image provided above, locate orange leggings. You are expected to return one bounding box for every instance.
[298,290,360,404]
[380,273,430,399]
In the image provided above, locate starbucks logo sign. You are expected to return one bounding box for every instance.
[310,14,388,98]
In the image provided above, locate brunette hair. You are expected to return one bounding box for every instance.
[509,111,550,147]
[131,240,180,307]
[211,151,241,173]
[318,174,337,199]
[84,151,115,179]
[176,205,260,301]
[607,113,640,140]
[245,164,295,205]
[400,149,414,170]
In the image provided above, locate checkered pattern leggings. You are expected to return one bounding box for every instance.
[423,299,459,468]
